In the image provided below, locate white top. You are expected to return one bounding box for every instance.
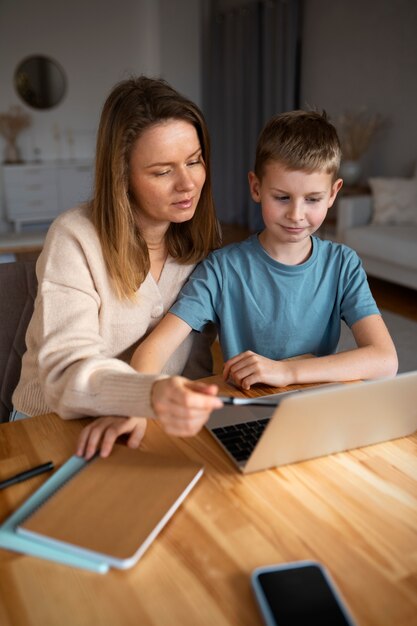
[13,206,214,419]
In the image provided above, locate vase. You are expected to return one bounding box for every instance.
[3,139,22,164]
[339,160,361,186]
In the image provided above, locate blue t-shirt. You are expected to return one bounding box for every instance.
[170,235,379,361]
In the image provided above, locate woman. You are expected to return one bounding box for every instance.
[12,76,224,449]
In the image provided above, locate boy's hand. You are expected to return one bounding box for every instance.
[76,416,147,460]
[151,377,224,436]
[223,351,292,390]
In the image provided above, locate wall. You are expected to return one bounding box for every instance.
[160,0,202,105]
[1,0,416,231]
[0,0,202,231]
[212,0,417,180]
[301,0,417,178]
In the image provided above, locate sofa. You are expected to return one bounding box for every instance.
[337,194,417,291]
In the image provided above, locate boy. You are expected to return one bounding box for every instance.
[78,110,397,458]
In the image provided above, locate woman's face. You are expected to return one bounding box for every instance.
[129,119,206,232]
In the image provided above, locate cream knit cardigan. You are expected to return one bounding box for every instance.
[13,206,214,419]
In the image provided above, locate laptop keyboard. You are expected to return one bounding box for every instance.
[212,418,270,462]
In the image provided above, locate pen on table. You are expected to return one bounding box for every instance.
[0,461,54,490]
[218,396,281,407]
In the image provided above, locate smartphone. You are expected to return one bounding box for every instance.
[251,561,357,626]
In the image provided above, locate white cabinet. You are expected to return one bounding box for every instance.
[2,161,93,231]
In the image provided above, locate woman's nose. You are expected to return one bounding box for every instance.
[175,167,195,191]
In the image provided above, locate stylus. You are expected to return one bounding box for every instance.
[218,396,282,406]
[0,461,54,490]
[219,382,343,407]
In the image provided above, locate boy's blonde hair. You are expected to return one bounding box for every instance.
[254,110,341,180]
[90,76,221,300]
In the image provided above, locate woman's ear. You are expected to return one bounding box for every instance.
[248,171,261,202]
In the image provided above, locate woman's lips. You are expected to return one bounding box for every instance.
[173,198,193,209]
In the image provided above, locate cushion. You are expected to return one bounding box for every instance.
[0,261,37,421]
[345,224,417,270]
[369,177,417,225]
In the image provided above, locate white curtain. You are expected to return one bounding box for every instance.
[204,0,302,230]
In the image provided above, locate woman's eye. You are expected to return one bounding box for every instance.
[187,158,202,167]
[155,170,170,177]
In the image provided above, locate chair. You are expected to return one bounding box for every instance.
[0,260,37,422]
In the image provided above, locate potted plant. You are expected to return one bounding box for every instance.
[0,105,31,164]
[337,108,386,186]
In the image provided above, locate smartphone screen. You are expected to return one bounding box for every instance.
[252,561,356,626]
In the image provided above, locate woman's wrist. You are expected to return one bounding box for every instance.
[150,376,169,416]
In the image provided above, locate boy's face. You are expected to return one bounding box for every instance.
[249,162,342,247]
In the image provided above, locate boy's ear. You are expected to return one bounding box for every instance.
[328,177,343,207]
[248,171,261,202]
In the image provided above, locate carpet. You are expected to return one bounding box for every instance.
[337,309,417,374]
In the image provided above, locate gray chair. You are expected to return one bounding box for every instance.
[0,260,37,422]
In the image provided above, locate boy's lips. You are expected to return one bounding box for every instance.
[281,225,305,233]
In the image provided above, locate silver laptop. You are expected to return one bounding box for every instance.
[206,371,417,474]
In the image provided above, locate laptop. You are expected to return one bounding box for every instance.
[206,370,417,474]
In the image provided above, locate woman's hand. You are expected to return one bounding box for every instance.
[151,377,223,436]
[223,351,292,390]
[76,416,147,460]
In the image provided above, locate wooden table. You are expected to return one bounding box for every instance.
[1,377,417,626]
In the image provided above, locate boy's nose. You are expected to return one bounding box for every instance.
[286,202,304,221]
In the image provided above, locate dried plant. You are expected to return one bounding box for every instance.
[0,105,31,143]
[337,108,386,161]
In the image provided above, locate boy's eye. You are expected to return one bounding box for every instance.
[306,197,321,203]
[274,195,289,202]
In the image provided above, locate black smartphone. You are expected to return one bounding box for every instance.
[251,561,357,626]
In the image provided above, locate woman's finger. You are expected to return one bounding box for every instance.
[76,421,107,458]
[84,423,109,460]
[99,424,123,458]
[76,424,94,457]
[76,417,124,459]
[127,419,148,449]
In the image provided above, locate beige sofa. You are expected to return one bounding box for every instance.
[337,195,417,290]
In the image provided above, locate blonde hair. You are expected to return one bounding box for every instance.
[254,110,341,180]
[90,76,221,299]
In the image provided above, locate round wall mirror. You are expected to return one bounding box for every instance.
[14,55,67,110]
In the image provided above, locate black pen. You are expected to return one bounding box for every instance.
[0,461,54,490]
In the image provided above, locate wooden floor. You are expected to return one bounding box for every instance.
[220,223,417,322]
[367,276,417,321]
